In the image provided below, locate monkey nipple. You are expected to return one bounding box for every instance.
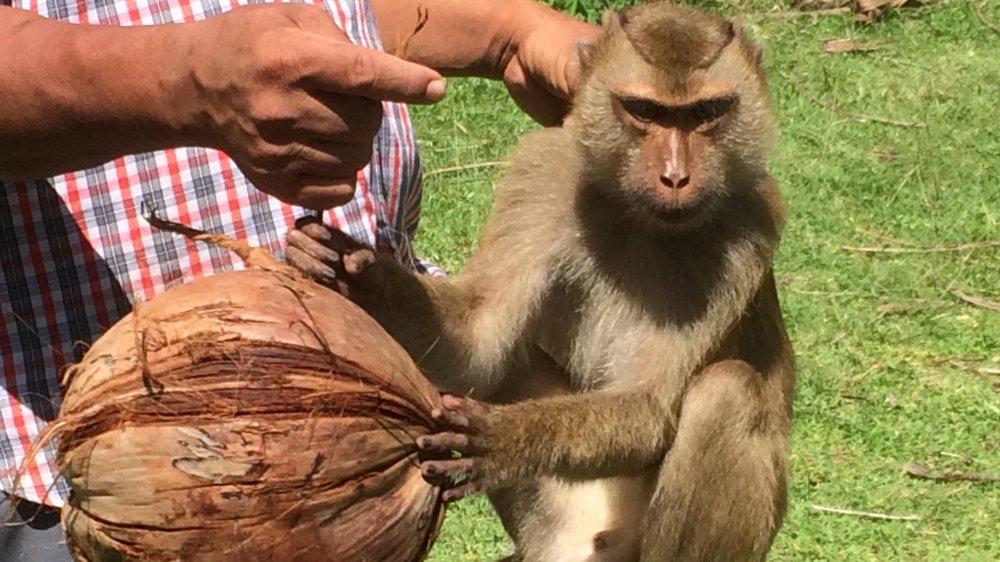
[592,529,622,553]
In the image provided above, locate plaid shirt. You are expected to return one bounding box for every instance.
[0,0,437,506]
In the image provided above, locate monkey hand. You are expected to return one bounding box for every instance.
[285,216,377,297]
[417,395,502,502]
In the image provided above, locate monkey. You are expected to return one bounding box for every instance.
[286,3,795,561]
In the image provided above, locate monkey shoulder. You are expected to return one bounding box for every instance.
[485,127,582,243]
[501,127,582,199]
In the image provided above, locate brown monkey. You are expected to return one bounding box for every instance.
[287,3,794,561]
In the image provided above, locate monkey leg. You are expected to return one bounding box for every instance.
[491,474,655,562]
[640,359,788,562]
[489,347,655,562]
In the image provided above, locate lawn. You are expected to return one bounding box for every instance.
[410,1,1000,560]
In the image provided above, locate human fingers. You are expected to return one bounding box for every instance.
[503,59,571,127]
[286,178,358,210]
[301,37,446,105]
[254,93,384,142]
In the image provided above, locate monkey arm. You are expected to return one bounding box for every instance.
[286,128,576,397]
[349,235,560,399]
[285,218,557,398]
[419,391,674,500]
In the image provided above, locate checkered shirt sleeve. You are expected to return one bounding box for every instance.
[0,0,437,506]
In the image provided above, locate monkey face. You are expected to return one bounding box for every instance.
[571,3,777,232]
[612,92,736,226]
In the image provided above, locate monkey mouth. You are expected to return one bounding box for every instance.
[654,203,701,222]
[653,189,703,215]
[649,195,714,229]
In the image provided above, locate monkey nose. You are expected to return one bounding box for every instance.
[660,171,691,190]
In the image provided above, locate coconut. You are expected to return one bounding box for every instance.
[50,223,446,562]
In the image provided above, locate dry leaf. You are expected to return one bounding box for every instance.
[872,145,899,160]
[904,462,1000,483]
[857,0,926,23]
[824,38,887,53]
[858,0,910,11]
[797,0,851,10]
[952,289,1000,313]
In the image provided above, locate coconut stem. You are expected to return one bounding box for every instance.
[142,207,298,276]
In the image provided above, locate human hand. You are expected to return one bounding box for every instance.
[503,10,600,126]
[178,4,446,209]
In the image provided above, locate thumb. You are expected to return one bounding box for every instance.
[306,38,447,104]
[503,59,568,127]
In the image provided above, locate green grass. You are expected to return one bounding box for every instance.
[411,1,1000,560]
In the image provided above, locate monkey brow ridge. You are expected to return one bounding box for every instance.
[619,3,736,72]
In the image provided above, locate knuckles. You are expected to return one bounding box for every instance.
[245,140,295,175]
[345,50,379,94]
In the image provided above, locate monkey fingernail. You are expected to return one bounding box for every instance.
[443,483,479,502]
[299,221,333,243]
[435,410,467,428]
[318,267,338,285]
[441,394,469,409]
[433,407,470,429]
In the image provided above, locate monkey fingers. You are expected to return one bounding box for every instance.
[295,217,372,257]
[441,480,482,502]
[421,458,483,502]
[438,394,492,426]
[286,217,379,293]
[285,238,339,284]
[417,430,476,459]
[342,246,376,276]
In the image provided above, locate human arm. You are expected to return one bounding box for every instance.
[0,4,444,208]
[371,0,599,125]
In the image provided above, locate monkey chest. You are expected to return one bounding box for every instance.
[530,283,692,391]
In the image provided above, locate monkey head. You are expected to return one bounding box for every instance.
[571,2,778,231]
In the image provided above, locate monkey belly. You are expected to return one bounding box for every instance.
[520,473,656,562]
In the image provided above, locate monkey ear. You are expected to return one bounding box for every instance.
[731,21,765,67]
[574,39,597,73]
[601,8,626,33]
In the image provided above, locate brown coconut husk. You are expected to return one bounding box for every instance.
[35,213,446,562]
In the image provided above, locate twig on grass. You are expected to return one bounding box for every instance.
[904,462,1000,483]
[784,73,926,128]
[749,7,851,18]
[939,451,974,465]
[423,160,510,177]
[811,504,922,521]
[841,240,1000,254]
[876,299,951,315]
[951,290,1000,313]
[976,0,1000,36]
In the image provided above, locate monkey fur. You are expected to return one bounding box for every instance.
[286,3,795,561]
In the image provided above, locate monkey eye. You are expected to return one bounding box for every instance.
[690,97,735,126]
[619,97,663,123]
